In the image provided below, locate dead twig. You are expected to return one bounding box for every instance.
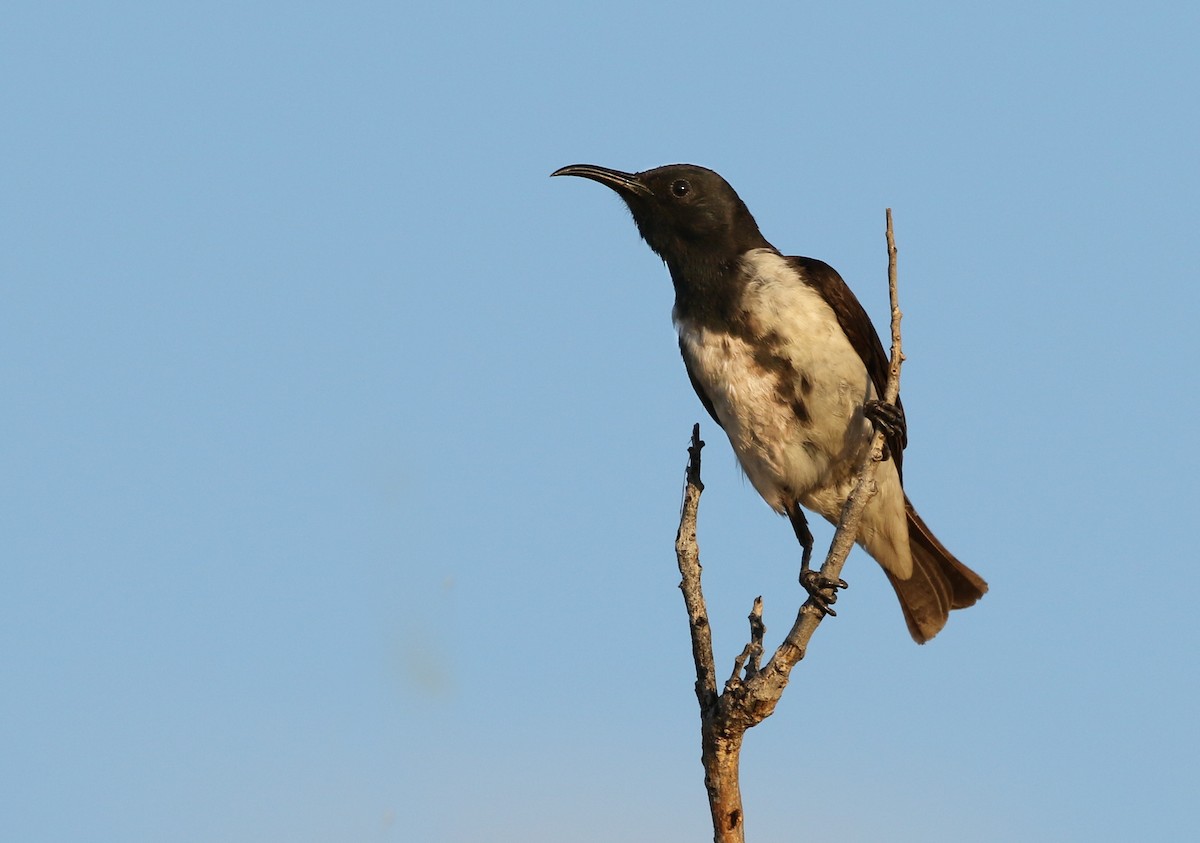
[674,210,905,842]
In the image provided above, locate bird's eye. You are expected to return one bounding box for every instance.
[671,179,690,198]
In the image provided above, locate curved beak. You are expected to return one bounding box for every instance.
[550,164,653,198]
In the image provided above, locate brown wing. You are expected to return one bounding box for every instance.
[786,255,906,479]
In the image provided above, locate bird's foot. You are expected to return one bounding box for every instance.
[864,399,906,460]
[800,569,849,617]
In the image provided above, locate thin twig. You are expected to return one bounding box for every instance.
[675,211,905,843]
[745,597,764,676]
[754,208,904,682]
[676,424,716,706]
[726,597,765,689]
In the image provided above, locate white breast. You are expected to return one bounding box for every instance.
[674,249,877,516]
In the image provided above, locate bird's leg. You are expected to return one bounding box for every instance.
[786,502,847,616]
[864,399,906,462]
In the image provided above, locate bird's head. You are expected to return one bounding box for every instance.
[551,163,770,271]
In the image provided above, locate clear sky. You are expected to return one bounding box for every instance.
[3,2,1198,841]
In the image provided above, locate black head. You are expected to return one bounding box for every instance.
[550,163,771,270]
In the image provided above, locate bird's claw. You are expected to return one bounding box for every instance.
[864,399,906,460]
[800,569,849,617]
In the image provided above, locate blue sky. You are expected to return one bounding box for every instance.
[3,2,1198,841]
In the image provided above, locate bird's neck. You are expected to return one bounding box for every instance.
[668,247,773,332]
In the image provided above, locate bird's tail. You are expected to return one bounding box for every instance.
[884,496,988,644]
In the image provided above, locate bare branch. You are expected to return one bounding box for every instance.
[726,597,765,689]
[675,211,905,842]
[676,424,716,706]
[745,597,765,677]
[750,207,905,693]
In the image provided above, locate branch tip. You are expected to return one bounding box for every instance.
[676,211,905,843]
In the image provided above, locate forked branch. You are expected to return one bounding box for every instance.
[674,210,905,843]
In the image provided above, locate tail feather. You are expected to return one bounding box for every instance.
[884,497,988,644]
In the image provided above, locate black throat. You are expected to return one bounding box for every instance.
[668,253,752,331]
[646,202,774,332]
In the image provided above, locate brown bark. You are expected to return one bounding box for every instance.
[674,211,904,842]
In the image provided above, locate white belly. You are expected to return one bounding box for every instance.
[674,249,912,577]
[675,249,876,514]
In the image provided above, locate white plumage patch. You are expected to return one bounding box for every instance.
[674,249,912,578]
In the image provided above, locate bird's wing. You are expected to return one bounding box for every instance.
[786,255,906,475]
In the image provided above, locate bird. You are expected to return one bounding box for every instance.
[551,162,986,643]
